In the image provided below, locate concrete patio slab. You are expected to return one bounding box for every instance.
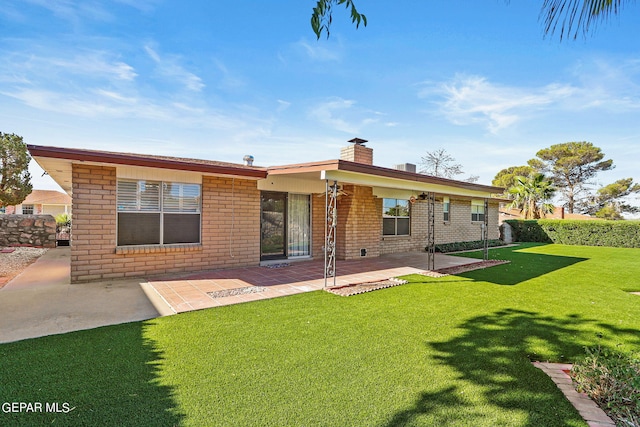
[0,247,172,343]
[148,252,484,313]
[0,248,495,342]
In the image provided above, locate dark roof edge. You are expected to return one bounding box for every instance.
[27,145,268,179]
[337,160,503,193]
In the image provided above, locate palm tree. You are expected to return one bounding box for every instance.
[508,174,556,219]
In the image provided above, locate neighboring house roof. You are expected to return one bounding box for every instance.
[20,190,71,206]
[499,206,597,220]
[29,144,504,199]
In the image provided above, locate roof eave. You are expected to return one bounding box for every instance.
[27,145,268,179]
[267,159,504,194]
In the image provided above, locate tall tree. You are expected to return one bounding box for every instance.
[585,178,640,219]
[528,141,613,213]
[419,148,464,179]
[0,132,32,208]
[493,165,537,197]
[508,173,556,219]
[312,1,628,40]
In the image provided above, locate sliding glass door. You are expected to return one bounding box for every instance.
[261,192,287,260]
[260,192,310,260]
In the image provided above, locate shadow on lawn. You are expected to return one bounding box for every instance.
[0,322,184,426]
[456,248,588,286]
[383,308,640,427]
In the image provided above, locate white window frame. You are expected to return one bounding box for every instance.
[471,199,485,222]
[382,198,411,236]
[443,196,450,222]
[116,179,201,246]
[22,204,34,215]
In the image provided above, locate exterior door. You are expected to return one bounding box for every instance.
[261,192,287,260]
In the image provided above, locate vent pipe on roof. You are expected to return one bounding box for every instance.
[243,155,254,166]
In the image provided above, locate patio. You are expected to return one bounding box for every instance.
[148,252,481,313]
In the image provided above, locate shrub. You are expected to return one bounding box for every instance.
[570,346,640,427]
[55,213,71,226]
[431,239,504,253]
[504,219,640,248]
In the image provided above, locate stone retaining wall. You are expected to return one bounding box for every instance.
[0,215,57,248]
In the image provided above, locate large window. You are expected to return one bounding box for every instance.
[117,180,201,246]
[22,204,34,215]
[383,198,410,236]
[443,197,450,222]
[471,200,485,222]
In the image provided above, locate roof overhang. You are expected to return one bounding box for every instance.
[267,159,504,199]
[28,145,268,194]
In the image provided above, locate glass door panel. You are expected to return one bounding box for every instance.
[260,192,287,260]
[287,194,310,257]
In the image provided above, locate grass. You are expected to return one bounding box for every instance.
[1,243,639,426]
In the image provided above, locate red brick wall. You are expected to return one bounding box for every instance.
[311,193,325,259]
[437,198,500,244]
[335,185,381,259]
[340,144,373,165]
[309,186,501,261]
[70,164,260,283]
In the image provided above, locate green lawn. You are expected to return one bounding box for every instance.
[1,243,639,426]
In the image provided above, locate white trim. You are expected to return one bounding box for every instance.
[321,170,494,199]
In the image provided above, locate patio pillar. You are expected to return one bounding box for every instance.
[482,198,489,261]
[324,180,338,287]
[426,192,436,271]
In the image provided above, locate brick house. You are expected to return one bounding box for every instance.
[28,141,502,283]
[2,189,71,216]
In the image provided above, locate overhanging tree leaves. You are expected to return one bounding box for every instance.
[0,132,32,208]
[541,0,630,40]
[311,0,367,39]
[312,1,629,40]
[529,141,613,213]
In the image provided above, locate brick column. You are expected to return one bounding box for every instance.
[71,164,117,283]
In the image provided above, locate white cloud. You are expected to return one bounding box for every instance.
[308,97,378,134]
[292,39,342,62]
[568,57,640,111]
[276,99,291,112]
[420,74,576,133]
[144,45,205,92]
[0,49,137,84]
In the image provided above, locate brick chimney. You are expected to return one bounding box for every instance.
[340,138,373,165]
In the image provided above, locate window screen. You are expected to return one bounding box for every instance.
[117,179,200,246]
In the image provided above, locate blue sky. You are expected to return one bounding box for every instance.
[2,1,640,206]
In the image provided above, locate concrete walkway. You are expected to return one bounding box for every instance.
[0,247,171,343]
